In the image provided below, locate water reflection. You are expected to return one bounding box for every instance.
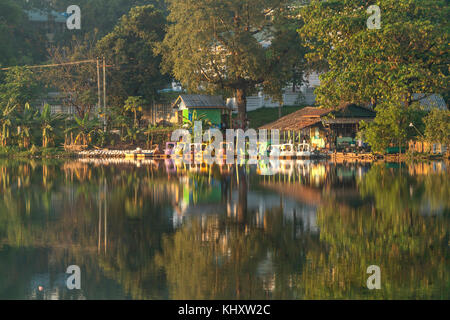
[0,159,448,299]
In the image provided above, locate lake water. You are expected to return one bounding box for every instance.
[0,159,448,300]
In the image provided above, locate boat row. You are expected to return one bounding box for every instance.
[164,141,318,160]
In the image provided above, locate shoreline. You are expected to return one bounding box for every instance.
[0,148,448,162]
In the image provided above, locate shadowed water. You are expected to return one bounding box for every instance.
[0,159,448,300]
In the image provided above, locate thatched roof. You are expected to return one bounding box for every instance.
[172,95,228,110]
[259,107,331,130]
[260,104,375,130]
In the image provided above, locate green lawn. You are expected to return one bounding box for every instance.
[237,105,308,128]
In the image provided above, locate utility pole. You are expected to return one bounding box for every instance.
[102,57,107,132]
[96,58,102,121]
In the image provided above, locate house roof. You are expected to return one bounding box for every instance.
[172,95,228,110]
[413,94,447,111]
[259,103,375,130]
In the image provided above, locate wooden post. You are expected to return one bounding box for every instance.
[102,57,107,131]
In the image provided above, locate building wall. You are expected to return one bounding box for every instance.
[227,87,317,112]
[183,108,222,127]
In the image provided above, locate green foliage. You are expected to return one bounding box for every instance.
[124,126,143,145]
[15,103,39,149]
[423,109,450,145]
[182,110,212,130]
[359,103,426,154]
[66,113,101,146]
[299,0,449,108]
[39,104,66,148]
[240,105,308,128]
[96,5,168,108]
[0,0,46,66]
[0,67,42,110]
[0,102,16,147]
[123,96,146,128]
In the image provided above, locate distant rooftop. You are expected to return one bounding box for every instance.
[26,9,67,23]
[413,94,447,110]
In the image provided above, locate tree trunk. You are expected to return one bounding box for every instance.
[236,88,247,129]
[371,97,377,109]
[404,93,412,108]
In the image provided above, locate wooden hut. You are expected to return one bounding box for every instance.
[172,95,233,129]
[260,103,376,150]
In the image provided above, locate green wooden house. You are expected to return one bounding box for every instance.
[172,95,233,128]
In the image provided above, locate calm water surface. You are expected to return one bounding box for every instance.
[0,159,448,300]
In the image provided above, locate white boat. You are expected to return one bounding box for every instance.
[296,143,311,158]
[280,144,295,159]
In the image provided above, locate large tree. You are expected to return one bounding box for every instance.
[298,0,449,108]
[0,67,42,110]
[161,0,307,128]
[43,34,99,118]
[96,5,168,109]
[0,0,46,66]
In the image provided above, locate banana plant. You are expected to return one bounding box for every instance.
[183,110,213,145]
[0,102,17,147]
[39,104,66,148]
[124,125,142,145]
[15,103,39,149]
[182,110,212,130]
[66,113,101,146]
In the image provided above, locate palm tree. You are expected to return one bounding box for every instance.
[39,104,66,148]
[0,102,17,147]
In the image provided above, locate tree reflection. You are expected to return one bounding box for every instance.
[0,160,448,299]
[296,163,449,299]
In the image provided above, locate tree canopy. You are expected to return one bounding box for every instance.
[161,0,307,127]
[298,0,449,108]
[96,5,168,108]
[0,0,47,66]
